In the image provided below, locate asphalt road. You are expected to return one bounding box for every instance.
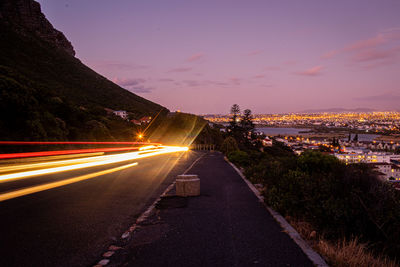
[0,150,202,267]
[121,152,314,266]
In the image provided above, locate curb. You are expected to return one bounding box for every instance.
[224,157,328,267]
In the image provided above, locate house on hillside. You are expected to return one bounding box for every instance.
[370,163,400,181]
[140,116,152,124]
[130,119,141,126]
[262,137,272,147]
[113,110,128,120]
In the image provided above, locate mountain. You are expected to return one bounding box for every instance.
[0,0,165,141]
[299,107,376,113]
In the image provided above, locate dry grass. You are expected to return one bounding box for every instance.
[318,238,397,267]
[286,217,398,267]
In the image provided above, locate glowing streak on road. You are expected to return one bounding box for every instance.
[0,152,105,174]
[0,141,160,145]
[0,162,139,202]
[0,146,188,183]
[0,146,143,160]
[139,145,157,151]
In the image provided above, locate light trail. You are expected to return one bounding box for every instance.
[0,162,139,202]
[0,146,143,160]
[0,146,188,183]
[0,141,161,145]
[0,152,104,165]
[139,145,157,151]
[0,153,107,174]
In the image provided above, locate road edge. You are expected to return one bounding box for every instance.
[224,157,329,267]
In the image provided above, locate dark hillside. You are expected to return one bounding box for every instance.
[0,0,164,141]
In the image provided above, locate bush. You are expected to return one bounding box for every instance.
[228,150,249,167]
[261,151,400,258]
[221,136,239,155]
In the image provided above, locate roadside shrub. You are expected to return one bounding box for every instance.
[228,150,249,167]
[221,136,239,155]
[262,151,400,258]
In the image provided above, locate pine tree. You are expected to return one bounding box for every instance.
[240,109,254,133]
[229,104,240,129]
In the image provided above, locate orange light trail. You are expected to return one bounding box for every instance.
[0,141,161,145]
[0,146,143,160]
[0,152,105,174]
[0,146,189,183]
[0,162,139,202]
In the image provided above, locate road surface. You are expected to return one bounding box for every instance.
[121,152,314,266]
[0,150,201,267]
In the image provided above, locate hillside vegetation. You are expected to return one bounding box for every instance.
[0,1,163,141]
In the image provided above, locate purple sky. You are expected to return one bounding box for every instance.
[37,0,400,114]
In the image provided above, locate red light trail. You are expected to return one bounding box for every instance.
[0,141,160,145]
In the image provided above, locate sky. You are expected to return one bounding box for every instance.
[37,0,400,114]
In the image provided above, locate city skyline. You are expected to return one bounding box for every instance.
[37,0,400,114]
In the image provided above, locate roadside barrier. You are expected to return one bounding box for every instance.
[190,144,215,151]
[176,174,200,197]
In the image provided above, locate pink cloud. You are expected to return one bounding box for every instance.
[361,58,398,70]
[158,78,175,82]
[321,28,400,67]
[321,50,338,59]
[112,78,145,86]
[112,78,153,93]
[92,61,149,70]
[265,66,281,71]
[295,66,323,76]
[283,60,298,66]
[247,50,263,56]
[344,34,387,52]
[168,67,193,73]
[351,48,397,62]
[230,77,241,85]
[253,74,265,79]
[186,53,204,62]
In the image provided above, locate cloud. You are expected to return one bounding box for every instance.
[158,78,175,82]
[283,60,298,66]
[295,66,323,76]
[113,78,146,87]
[321,28,400,68]
[351,46,400,63]
[182,80,229,87]
[94,61,149,70]
[344,34,387,52]
[253,74,265,79]
[265,66,281,71]
[247,50,263,56]
[230,77,241,85]
[183,80,202,87]
[321,50,338,59]
[186,53,204,62]
[361,58,398,70]
[168,67,193,73]
[113,77,153,93]
[130,86,154,93]
[353,92,400,102]
[212,81,229,86]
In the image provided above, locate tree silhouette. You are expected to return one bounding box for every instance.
[241,109,254,134]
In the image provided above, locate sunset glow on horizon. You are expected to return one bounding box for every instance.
[37,0,400,114]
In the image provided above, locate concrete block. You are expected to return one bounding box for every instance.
[176,174,200,197]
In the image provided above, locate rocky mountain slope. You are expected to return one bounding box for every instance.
[0,0,165,141]
[0,0,75,56]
